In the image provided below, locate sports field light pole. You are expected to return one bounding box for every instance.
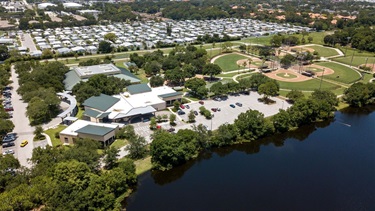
[319,68,325,90]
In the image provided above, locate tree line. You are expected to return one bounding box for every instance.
[150,73,338,171]
[0,139,137,210]
[14,61,69,125]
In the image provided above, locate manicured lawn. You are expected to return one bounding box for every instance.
[241,36,273,45]
[317,62,361,84]
[134,156,152,175]
[278,78,340,91]
[333,56,375,68]
[44,125,67,147]
[307,46,339,57]
[293,31,330,45]
[111,139,128,149]
[214,53,249,72]
[279,90,312,98]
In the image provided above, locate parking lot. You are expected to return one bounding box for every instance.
[178,91,290,130]
[129,92,290,140]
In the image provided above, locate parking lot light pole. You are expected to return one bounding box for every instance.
[319,68,325,90]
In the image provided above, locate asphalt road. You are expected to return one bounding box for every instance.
[20,33,37,52]
[8,65,35,167]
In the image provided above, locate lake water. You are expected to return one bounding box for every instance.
[126,108,375,211]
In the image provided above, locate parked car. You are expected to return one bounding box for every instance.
[214,97,221,101]
[211,108,218,112]
[2,137,16,143]
[185,105,190,109]
[180,104,185,109]
[167,128,175,132]
[2,149,15,155]
[199,100,204,105]
[230,104,236,108]
[4,106,13,111]
[20,140,28,147]
[2,142,15,148]
[194,111,198,116]
[6,112,12,118]
[235,102,243,107]
[177,110,185,115]
[142,118,150,122]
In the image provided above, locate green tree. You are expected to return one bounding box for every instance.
[104,32,118,43]
[185,78,206,96]
[98,41,113,53]
[103,147,119,170]
[234,109,272,141]
[150,117,157,129]
[144,61,162,76]
[126,135,148,159]
[280,53,296,68]
[258,81,279,100]
[33,126,44,140]
[0,119,14,137]
[187,110,195,123]
[272,109,291,133]
[169,114,176,126]
[0,45,9,61]
[212,123,239,146]
[26,97,49,125]
[344,82,375,107]
[202,63,222,81]
[149,75,164,87]
[210,82,227,96]
[286,90,305,103]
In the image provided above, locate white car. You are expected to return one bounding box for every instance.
[2,149,15,155]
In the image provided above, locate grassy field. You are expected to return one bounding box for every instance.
[333,55,375,68]
[134,156,152,175]
[307,45,339,57]
[44,125,67,147]
[316,62,361,84]
[214,53,249,72]
[279,89,312,98]
[111,139,129,149]
[293,31,330,45]
[278,78,340,91]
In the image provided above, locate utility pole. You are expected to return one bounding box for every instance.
[319,68,325,90]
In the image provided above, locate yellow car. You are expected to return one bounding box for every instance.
[20,140,28,147]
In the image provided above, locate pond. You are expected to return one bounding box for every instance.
[126,107,375,211]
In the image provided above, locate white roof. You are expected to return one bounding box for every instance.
[60,120,119,136]
[38,3,56,9]
[63,2,82,8]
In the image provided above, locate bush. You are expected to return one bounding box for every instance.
[54,132,60,138]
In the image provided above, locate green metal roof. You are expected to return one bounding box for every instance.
[76,125,115,136]
[83,108,101,118]
[64,70,81,91]
[82,94,120,111]
[127,84,151,95]
[158,92,183,99]
[97,112,110,119]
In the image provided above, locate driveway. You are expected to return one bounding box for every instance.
[5,65,35,167]
[20,33,37,52]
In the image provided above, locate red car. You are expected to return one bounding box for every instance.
[180,104,185,109]
[199,100,204,105]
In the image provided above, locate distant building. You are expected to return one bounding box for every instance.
[38,3,57,9]
[63,63,141,90]
[63,2,83,9]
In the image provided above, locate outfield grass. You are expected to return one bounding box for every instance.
[278,78,340,91]
[333,56,375,68]
[214,53,249,72]
[317,62,361,84]
[44,125,67,147]
[307,45,339,57]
